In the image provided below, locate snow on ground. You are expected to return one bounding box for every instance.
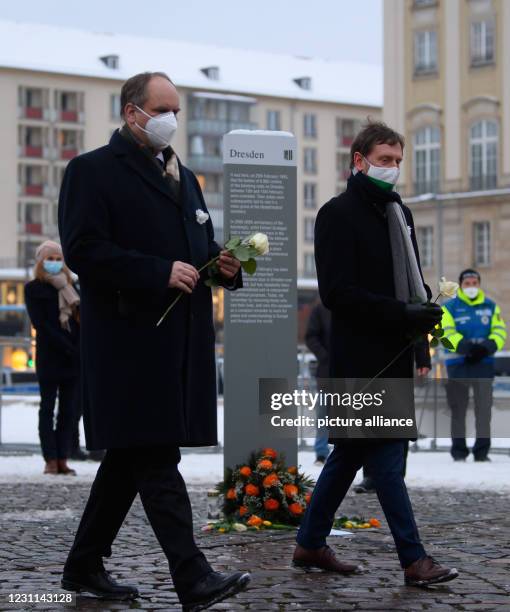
[1,449,509,492]
[1,396,509,490]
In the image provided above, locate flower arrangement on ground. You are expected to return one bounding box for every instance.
[216,448,315,528]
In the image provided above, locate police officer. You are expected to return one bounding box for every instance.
[441,269,507,461]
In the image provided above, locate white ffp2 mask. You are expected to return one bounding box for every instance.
[134,105,177,150]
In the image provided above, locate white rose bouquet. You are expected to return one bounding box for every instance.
[157,232,269,327]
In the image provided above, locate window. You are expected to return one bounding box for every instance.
[304,253,316,276]
[303,183,317,209]
[267,110,281,131]
[110,94,121,120]
[100,54,119,69]
[413,126,441,194]
[303,113,317,138]
[303,148,317,174]
[304,218,315,243]
[473,221,490,266]
[471,20,495,66]
[337,118,359,148]
[470,120,498,190]
[414,30,438,74]
[414,0,436,6]
[336,152,351,183]
[416,226,434,269]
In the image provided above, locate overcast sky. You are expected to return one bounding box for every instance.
[1,0,382,65]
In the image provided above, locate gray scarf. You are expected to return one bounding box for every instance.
[387,202,427,303]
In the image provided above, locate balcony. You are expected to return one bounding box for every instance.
[22,184,44,197]
[60,110,79,122]
[18,145,48,159]
[60,147,79,160]
[187,118,256,136]
[187,155,223,173]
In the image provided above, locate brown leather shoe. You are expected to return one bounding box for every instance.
[44,459,58,475]
[405,556,459,586]
[292,544,361,574]
[57,459,77,476]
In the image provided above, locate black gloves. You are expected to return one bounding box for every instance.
[405,303,443,334]
[464,339,498,364]
[465,343,489,364]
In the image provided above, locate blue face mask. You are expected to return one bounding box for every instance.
[43,260,64,275]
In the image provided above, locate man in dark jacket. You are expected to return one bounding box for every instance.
[292,122,458,586]
[59,72,250,610]
[305,300,331,463]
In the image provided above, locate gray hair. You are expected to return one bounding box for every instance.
[120,71,174,119]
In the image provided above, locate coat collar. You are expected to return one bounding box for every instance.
[109,128,181,207]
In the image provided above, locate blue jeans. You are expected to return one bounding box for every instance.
[297,439,426,568]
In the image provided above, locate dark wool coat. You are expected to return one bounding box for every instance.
[24,279,80,383]
[58,129,241,450]
[314,173,431,440]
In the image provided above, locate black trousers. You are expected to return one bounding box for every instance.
[38,378,78,461]
[64,445,212,599]
[447,378,492,460]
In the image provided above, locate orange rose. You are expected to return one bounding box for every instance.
[262,448,277,459]
[287,466,298,475]
[305,492,312,504]
[245,484,260,497]
[262,473,279,488]
[226,488,236,500]
[283,484,298,498]
[239,466,252,477]
[288,502,304,516]
[264,498,280,511]
[369,518,381,528]
[247,515,263,526]
[257,459,273,470]
[239,505,248,517]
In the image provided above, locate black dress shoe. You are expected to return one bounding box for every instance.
[181,570,251,611]
[61,569,139,600]
[474,456,491,462]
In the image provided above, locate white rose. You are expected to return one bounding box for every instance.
[248,232,269,256]
[196,209,209,225]
[233,522,248,532]
[438,277,459,298]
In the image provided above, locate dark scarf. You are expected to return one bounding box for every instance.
[347,170,403,219]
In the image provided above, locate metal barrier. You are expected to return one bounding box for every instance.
[0,336,33,446]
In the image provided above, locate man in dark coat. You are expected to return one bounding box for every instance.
[292,122,458,587]
[58,72,250,610]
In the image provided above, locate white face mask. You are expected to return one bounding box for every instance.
[463,287,479,299]
[363,156,400,190]
[134,105,177,150]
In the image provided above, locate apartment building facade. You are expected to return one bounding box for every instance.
[384,0,510,318]
[0,20,381,348]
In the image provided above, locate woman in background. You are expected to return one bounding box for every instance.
[24,240,80,475]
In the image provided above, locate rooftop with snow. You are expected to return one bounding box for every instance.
[0,20,382,107]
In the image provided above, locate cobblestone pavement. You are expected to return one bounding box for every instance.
[0,478,509,611]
